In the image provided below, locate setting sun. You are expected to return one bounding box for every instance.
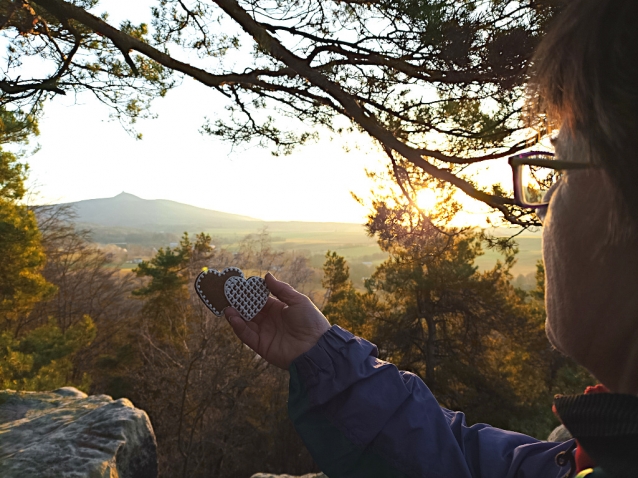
[416,188,438,213]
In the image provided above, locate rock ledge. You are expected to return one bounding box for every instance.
[0,387,157,478]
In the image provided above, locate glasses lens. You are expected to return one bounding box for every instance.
[520,158,561,206]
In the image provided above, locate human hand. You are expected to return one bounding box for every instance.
[225,273,331,370]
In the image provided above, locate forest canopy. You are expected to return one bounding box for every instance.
[0,0,564,226]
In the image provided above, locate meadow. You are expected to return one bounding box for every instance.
[111,223,541,291]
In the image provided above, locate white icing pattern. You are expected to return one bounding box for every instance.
[224,276,270,321]
[195,267,244,316]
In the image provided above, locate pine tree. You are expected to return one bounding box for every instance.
[320,187,594,438]
[0,110,54,327]
[0,108,96,391]
[133,232,215,341]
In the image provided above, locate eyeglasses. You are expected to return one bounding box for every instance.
[508,151,592,208]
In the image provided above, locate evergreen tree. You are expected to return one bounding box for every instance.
[321,186,594,438]
[0,108,96,391]
[133,232,214,341]
[0,109,53,327]
[0,315,95,390]
[321,251,379,338]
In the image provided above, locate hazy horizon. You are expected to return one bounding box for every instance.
[57,191,364,225]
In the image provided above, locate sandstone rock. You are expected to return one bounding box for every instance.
[250,474,327,478]
[0,387,158,478]
[547,424,572,442]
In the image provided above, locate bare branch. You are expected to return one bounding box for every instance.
[0,79,66,95]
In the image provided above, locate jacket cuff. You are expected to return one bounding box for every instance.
[290,325,379,402]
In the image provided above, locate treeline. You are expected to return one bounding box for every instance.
[322,248,588,438]
[1,109,593,477]
[2,211,319,476]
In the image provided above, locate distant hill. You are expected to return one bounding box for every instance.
[59,192,379,252]
[63,192,260,230]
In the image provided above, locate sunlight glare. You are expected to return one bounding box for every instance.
[416,188,438,213]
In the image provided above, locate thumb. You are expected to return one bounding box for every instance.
[265,273,306,306]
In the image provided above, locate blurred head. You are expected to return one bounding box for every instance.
[531,0,638,393]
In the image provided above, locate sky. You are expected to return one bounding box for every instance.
[20,0,521,226]
[16,0,393,223]
[26,82,383,223]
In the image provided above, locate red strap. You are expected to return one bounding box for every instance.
[574,442,596,473]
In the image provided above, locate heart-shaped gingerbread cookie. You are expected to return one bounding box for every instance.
[195,267,244,316]
[224,275,270,321]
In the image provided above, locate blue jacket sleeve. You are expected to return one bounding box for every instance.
[288,325,574,478]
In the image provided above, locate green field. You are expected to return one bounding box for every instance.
[475,236,543,275]
[105,222,542,286]
[204,225,542,287]
[202,222,382,261]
